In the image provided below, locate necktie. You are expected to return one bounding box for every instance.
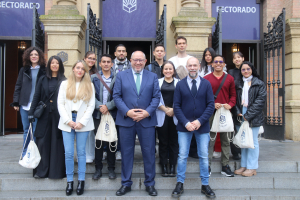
[136,73,141,94]
[191,79,197,97]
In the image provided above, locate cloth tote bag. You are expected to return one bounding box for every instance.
[95,113,118,152]
[19,123,41,169]
[233,121,255,149]
[210,105,234,133]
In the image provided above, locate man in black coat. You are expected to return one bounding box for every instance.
[145,44,166,78]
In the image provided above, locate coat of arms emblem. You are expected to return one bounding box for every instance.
[123,0,137,13]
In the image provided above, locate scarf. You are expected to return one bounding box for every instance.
[114,58,129,74]
[242,75,253,107]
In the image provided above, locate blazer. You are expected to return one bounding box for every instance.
[91,72,117,120]
[173,76,215,133]
[10,65,46,107]
[113,69,161,127]
[156,77,179,127]
[57,80,95,132]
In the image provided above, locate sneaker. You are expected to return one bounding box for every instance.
[116,151,122,161]
[102,152,107,161]
[213,151,221,158]
[86,158,93,163]
[209,166,211,177]
[221,165,234,177]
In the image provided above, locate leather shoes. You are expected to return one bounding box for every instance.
[161,164,169,177]
[169,165,176,177]
[201,185,216,198]
[145,185,157,196]
[76,180,85,195]
[172,182,184,198]
[116,185,131,196]
[108,169,116,179]
[66,181,73,196]
[92,168,102,180]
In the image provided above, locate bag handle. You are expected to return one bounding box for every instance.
[214,74,227,100]
[19,123,33,160]
[95,140,102,150]
[96,72,112,95]
[210,132,217,141]
[109,142,117,153]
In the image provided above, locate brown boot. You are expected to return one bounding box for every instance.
[242,169,257,177]
[234,167,246,175]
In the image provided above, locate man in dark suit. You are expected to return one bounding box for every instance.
[172,57,216,199]
[113,51,161,196]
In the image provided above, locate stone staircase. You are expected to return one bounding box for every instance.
[1,136,300,199]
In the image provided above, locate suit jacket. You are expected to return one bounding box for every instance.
[57,80,95,132]
[173,76,215,133]
[113,69,161,127]
[91,72,117,120]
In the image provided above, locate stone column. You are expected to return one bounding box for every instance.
[285,18,300,141]
[40,3,86,75]
[170,0,215,59]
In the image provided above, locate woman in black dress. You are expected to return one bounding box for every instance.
[29,56,66,179]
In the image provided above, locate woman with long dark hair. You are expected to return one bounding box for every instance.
[233,61,266,177]
[156,61,180,177]
[84,51,98,75]
[228,51,244,85]
[29,56,66,179]
[10,46,46,158]
[200,48,227,77]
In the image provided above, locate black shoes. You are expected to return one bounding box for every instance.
[76,180,85,195]
[66,181,73,196]
[161,164,169,177]
[108,169,116,179]
[92,168,102,180]
[172,182,184,198]
[232,154,241,160]
[221,164,235,177]
[169,165,176,177]
[116,185,131,196]
[146,185,158,196]
[201,185,216,198]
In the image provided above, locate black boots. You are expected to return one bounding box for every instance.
[169,165,176,177]
[172,182,184,198]
[92,168,102,180]
[76,180,85,195]
[161,164,169,177]
[66,181,73,196]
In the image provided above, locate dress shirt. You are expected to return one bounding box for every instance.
[132,68,143,84]
[101,72,112,105]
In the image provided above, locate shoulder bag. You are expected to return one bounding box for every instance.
[96,72,112,95]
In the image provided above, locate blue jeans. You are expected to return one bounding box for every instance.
[177,131,210,185]
[236,107,260,169]
[62,113,89,182]
[20,106,37,158]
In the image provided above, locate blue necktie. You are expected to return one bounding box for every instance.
[191,79,197,97]
[136,73,140,94]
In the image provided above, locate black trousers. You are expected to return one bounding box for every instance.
[156,115,178,165]
[94,118,116,170]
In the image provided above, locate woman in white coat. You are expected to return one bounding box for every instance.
[156,61,179,177]
[57,60,95,196]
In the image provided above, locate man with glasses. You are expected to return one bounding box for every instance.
[204,55,236,177]
[113,44,132,75]
[113,51,161,196]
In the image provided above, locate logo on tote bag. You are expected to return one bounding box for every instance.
[123,0,137,13]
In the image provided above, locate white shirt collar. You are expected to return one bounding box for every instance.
[30,65,40,69]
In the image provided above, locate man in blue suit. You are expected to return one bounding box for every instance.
[172,57,216,199]
[113,51,161,196]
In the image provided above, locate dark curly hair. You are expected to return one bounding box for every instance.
[239,61,261,80]
[22,46,46,67]
[46,56,66,81]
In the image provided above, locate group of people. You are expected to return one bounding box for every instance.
[11,36,266,199]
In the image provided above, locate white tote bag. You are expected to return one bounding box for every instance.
[19,123,41,169]
[210,105,234,132]
[233,121,254,149]
[95,113,118,152]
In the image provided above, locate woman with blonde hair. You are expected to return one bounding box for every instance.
[57,60,95,196]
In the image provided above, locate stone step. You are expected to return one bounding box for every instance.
[1,172,300,191]
[1,189,300,200]
[1,159,298,174]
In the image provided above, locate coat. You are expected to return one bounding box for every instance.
[232,76,267,127]
[113,69,161,128]
[173,76,215,133]
[145,60,165,79]
[91,72,117,120]
[57,80,95,132]
[28,76,63,138]
[10,65,46,107]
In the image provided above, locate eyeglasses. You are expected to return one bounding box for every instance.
[213,60,224,64]
[132,59,145,63]
[242,68,251,72]
[87,57,96,61]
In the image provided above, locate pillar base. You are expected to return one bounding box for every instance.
[285,100,300,141]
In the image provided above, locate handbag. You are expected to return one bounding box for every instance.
[19,123,41,169]
[33,81,62,118]
[233,121,254,149]
[176,65,188,80]
[95,113,118,152]
[210,105,234,133]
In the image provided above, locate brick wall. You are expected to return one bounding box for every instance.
[45,0,53,15]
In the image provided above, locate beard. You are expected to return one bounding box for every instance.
[189,71,198,78]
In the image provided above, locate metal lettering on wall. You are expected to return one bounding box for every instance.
[212,0,260,40]
[0,0,45,38]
